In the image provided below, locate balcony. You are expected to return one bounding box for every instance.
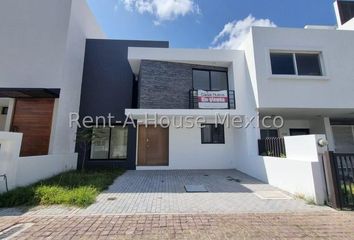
[189,89,235,109]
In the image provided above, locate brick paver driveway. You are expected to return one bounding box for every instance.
[1,212,353,239]
[79,170,328,215]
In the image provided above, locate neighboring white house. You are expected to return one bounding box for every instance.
[0,0,104,191]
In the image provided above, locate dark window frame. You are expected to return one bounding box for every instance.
[201,124,225,144]
[260,129,279,139]
[270,52,296,75]
[338,1,354,25]
[192,69,229,91]
[1,107,8,115]
[270,52,323,76]
[89,125,129,161]
[289,128,310,136]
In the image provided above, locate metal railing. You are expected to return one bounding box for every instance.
[258,137,286,158]
[189,90,236,109]
[330,153,354,210]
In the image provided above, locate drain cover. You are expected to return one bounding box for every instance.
[226,176,241,182]
[0,223,33,239]
[184,185,208,192]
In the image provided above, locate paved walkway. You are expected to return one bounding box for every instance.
[0,170,351,239]
[77,170,328,215]
[1,212,353,239]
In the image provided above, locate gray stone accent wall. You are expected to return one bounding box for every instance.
[138,60,227,109]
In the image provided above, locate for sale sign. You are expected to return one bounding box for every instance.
[197,90,229,109]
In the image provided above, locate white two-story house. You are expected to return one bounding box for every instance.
[125,0,354,174]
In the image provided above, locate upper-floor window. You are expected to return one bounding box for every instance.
[193,69,228,90]
[270,52,322,76]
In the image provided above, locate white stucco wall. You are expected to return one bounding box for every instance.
[245,26,354,110]
[0,132,22,191]
[16,154,77,188]
[0,115,6,131]
[339,18,354,30]
[0,132,77,192]
[241,135,328,204]
[0,0,105,156]
[137,125,239,170]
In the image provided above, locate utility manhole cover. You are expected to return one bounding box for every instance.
[254,191,292,200]
[0,223,33,239]
[184,185,208,192]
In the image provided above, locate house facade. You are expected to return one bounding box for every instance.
[1,0,354,196]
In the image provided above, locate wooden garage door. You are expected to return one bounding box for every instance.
[138,125,169,166]
[11,98,55,157]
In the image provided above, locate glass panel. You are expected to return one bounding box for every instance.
[211,71,228,90]
[270,53,295,75]
[338,1,354,24]
[289,129,310,136]
[201,125,212,143]
[193,70,210,90]
[110,127,128,159]
[332,126,354,153]
[261,129,279,139]
[213,125,225,143]
[90,127,110,159]
[295,54,322,76]
[201,124,224,144]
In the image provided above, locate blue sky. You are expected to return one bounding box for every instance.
[87,0,336,48]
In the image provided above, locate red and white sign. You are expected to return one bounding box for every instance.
[197,90,228,109]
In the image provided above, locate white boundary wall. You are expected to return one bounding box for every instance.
[256,135,328,204]
[0,132,77,192]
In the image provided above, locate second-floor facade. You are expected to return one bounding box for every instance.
[128,48,241,111]
[128,24,354,114]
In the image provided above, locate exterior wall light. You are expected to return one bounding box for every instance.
[318,138,329,147]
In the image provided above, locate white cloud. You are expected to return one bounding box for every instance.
[212,15,276,49]
[119,0,200,25]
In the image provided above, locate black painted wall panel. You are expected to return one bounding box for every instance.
[77,39,168,170]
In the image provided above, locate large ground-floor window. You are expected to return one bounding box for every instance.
[90,126,128,160]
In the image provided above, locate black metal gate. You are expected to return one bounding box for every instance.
[323,152,354,210]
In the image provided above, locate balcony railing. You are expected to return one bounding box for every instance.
[189,89,236,109]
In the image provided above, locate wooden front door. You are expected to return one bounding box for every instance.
[138,125,169,166]
[11,98,55,157]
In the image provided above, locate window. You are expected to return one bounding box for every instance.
[201,124,225,144]
[193,69,228,90]
[296,54,322,76]
[332,125,354,153]
[270,52,322,76]
[270,53,295,75]
[193,70,210,90]
[289,129,310,136]
[90,126,128,160]
[260,129,279,139]
[1,107,8,115]
[338,1,354,25]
